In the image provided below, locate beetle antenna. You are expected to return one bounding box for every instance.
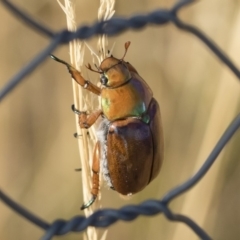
[86,63,102,74]
[120,41,131,61]
[94,63,101,71]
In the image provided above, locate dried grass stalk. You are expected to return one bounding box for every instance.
[55,0,115,239]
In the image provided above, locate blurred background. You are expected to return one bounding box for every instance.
[0,0,240,239]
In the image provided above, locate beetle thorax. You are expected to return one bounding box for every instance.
[100,57,131,88]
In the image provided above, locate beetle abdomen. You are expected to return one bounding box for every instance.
[106,118,154,195]
[106,98,163,195]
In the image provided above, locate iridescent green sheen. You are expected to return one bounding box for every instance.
[131,102,146,116]
[142,113,150,124]
[101,97,111,113]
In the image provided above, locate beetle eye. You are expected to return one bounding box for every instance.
[100,75,108,85]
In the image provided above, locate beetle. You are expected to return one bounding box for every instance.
[51,41,164,209]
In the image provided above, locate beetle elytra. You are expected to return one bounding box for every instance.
[51,42,164,209]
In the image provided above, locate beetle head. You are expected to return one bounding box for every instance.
[99,58,130,88]
[86,42,132,88]
[98,41,131,88]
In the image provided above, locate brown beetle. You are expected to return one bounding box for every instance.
[51,42,164,209]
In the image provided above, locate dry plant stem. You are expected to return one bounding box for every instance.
[56,0,99,240]
[58,0,94,211]
[56,0,115,240]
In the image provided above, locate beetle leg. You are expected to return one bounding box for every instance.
[79,110,102,129]
[50,55,101,95]
[72,104,102,129]
[81,142,100,210]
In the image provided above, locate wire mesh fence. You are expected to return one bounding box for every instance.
[0,0,239,239]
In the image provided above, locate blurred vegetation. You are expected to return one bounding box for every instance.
[0,0,240,239]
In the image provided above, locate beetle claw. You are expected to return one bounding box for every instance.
[50,54,71,68]
[71,104,87,115]
[73,132,83,138]
[75,168,82,171]
[72,104,81,115]
[80,196,97,210]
